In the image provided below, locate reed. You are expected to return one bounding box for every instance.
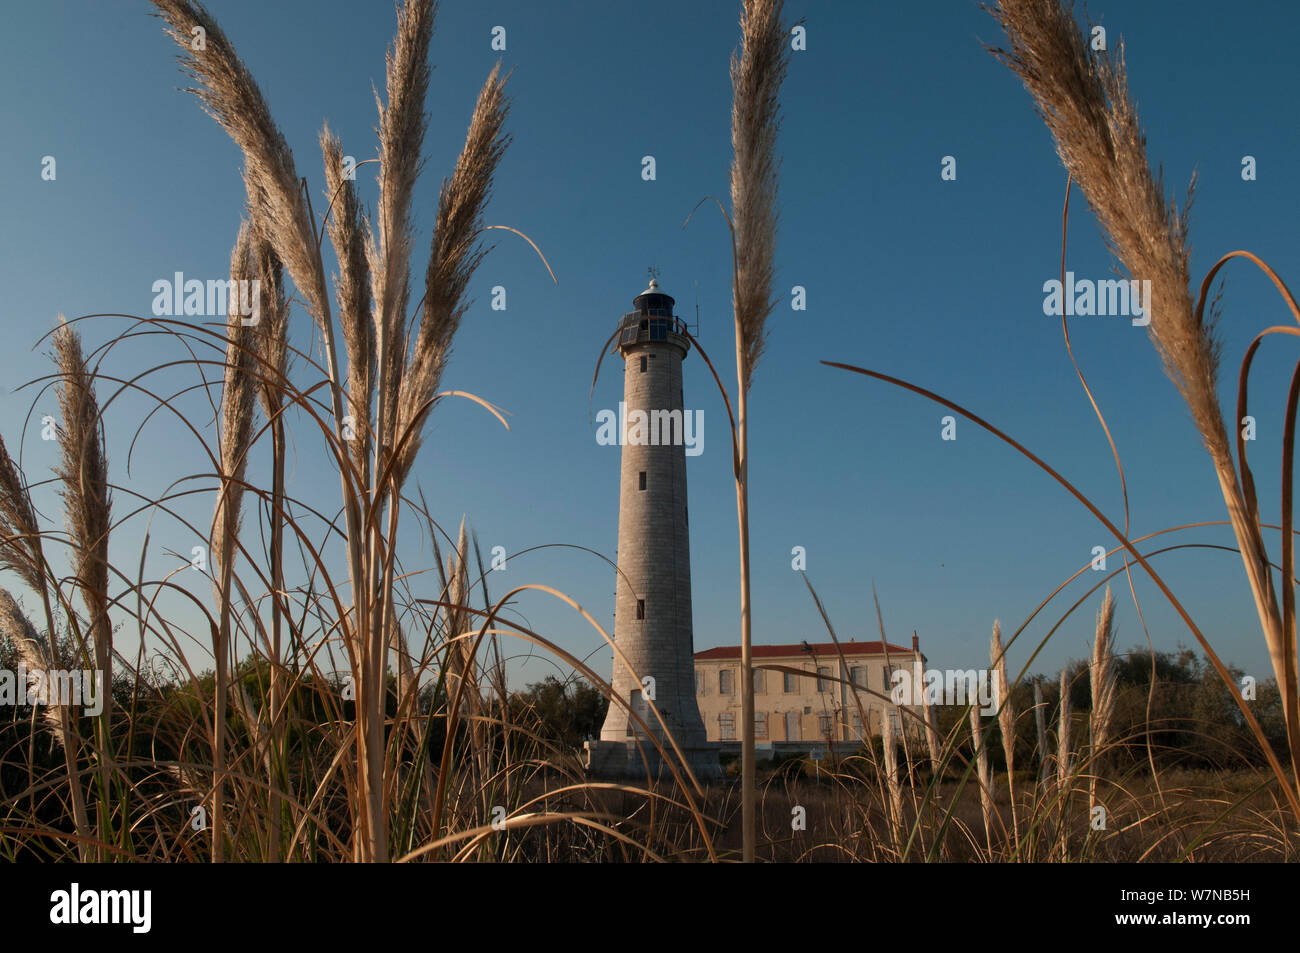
[1057,668,1072,859]
[725,0,790,866]
[52,320,113,859]
[150,0,519,862]
[990,620,1019,846]
[1089,587,1117,811]
[988,0,1300,798]
[969,705,994,853]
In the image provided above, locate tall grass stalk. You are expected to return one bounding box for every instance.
[1090,587,1117,812]
[990,620,1019,848]
[153,0,515,861]
[0,435,93,858]
[1033,675,1048,786]
[969,705,993,854]
[726,0,789,865]
[52,320,113,859]
[1057,669,1072,859]
[209,224,258,862]
[988,0,1300,798]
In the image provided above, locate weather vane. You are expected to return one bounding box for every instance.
[647,264,660,285]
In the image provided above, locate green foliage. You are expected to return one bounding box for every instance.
[507,676,608,751]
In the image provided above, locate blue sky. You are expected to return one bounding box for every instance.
[2,0,1299,691]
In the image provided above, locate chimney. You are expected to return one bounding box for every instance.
[912,632,920,653]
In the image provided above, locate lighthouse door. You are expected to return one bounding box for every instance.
[628,689,648,736]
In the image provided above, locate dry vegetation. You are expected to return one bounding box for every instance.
[1,0,1298,862]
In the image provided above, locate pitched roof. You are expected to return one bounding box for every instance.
[694,640,914,660]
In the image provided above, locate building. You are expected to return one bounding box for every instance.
[584,279,721,779]
[694,635,927,750]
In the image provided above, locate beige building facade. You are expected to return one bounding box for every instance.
[693,636,927,747]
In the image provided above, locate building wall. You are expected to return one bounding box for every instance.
[694,652,924,745]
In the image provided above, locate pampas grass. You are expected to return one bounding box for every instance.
[0,430,92,858]
[990,620,1018,846]
[1033,675,1049,785]
[969,705,994,853]
[1090,586,1117,810]
[208,223,259,862]
[52,318,113,859]
[1057,668,1072,859]
[394,64,510,489]
[151,0,520,862]
[0,436,44,596]
[726,0,790,866]
[988,0,1298,794]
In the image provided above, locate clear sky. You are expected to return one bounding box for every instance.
[2,0,1298,691]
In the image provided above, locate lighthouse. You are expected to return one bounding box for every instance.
[585,278,721,780]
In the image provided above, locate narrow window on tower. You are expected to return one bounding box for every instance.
[636,599,645,620]
[640,355,647,373]
[639,471,646,491]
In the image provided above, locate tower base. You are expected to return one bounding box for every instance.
[584,740,723,781]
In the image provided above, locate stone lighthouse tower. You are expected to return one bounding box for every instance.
[585,278,720,780]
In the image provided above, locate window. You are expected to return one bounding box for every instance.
[851,666,866,688]
[695,671,705,695]
[882,664,894,691]
[817,666,831,692]
[719,668,734,695]
[783,671,797,693]
[818,713,833,738]
[640,355,647,373]
[852,710,864,737]
[636,599,645,620]
[719,711,736,740]
[639,471,646,491]
[754,712,768,739]
[753,669,764,694]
